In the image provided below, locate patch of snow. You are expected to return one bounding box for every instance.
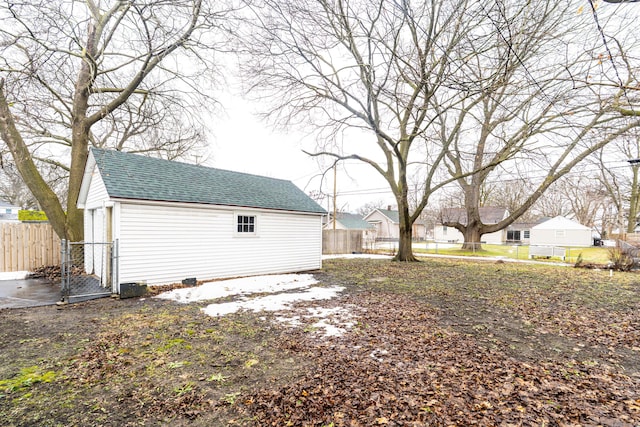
[155,274,318,303]
[201,286,344,317]
[274,306,356,338]
[0,271,29,280]
[312,318,348,337]
[156,273,355,338]
[274,315,303,327]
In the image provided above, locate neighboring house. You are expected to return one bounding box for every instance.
[77,148,326,290]
[362,207,427,241]
[324,212,376,246]
[434,207,509,244]
[529,216,592,247]
[0,200,20,222]
[364,208,400,240]
[506,217,551,244]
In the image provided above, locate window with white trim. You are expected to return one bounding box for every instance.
[236,215,256,234]
[523,230,530,239]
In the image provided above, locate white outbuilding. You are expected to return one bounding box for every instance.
[77,148,326,292]
[529,216,592,247]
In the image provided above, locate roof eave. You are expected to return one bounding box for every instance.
[107,196,326,215]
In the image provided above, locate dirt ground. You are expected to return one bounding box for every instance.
[1,257,639,426]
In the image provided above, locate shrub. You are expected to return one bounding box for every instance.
[607,242,636,271]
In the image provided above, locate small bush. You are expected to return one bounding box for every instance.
[607,243,636,271]
[574,253,583,268]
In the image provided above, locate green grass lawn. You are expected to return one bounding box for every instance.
[413,242,611,264]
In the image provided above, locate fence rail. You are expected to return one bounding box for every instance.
[0,223,61,272]
[323,230,367,254]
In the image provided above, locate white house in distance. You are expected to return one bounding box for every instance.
[0,200,20,222]
[77,148,326,291]
[530,216,592,247]
[434,207,508,244]
[364,208,400,240]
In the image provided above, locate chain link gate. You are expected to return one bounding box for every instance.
[61,240,117,303]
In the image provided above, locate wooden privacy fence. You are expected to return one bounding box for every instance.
[323,229,363,254]
[1,223,61,272]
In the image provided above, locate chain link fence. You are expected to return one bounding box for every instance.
[61,240,117,303]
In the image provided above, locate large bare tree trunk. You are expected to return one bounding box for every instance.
[0,80,69,239]
[461,227,483,251]
[394,202,417,262]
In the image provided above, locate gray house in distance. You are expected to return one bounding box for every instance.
[434,207,509,244]
[77,148,326,290]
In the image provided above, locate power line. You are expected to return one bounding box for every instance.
[333,162,637,198]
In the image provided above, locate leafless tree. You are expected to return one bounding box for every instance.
[531,182,572,220]
[597,133,640,233]
[0,0,233,240]
[0,160,37,209]
[240,0,547,260]
[356,200,387,217]
[481,179,538,223]
[438,1,640,249]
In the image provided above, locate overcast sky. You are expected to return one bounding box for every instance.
[208,86,396,213]
[204,1,640,215]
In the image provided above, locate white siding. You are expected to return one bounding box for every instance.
[365,211,399,239]
[433,226,504,244]
[83,207,110,286]
[84,168,109,210]
[433,225,463,242]
[117,202,323,286]
[530,229,592,247]
[483,230,505,245]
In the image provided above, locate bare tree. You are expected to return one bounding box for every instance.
[0,0,232,240]
[0,160,38,209]
[240,0,544,261]
[597,133,640,233]
[482,179,537,223]
[438,1,640,249]
[531,182,572,219]
[560,178,608,228]
[356,200,387,217]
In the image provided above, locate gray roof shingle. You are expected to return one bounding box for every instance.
[377,209,399,223]
[335,213,374,230]
[91,148,326,214]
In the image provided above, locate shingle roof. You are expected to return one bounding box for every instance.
[440,207,507,225]
[335,213,374,230]
[376,209,399,223]
[90,148,326,214]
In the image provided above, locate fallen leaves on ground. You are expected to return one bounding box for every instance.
[237,273,640,426]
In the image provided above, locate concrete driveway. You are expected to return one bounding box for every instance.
[0,276,61,309]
